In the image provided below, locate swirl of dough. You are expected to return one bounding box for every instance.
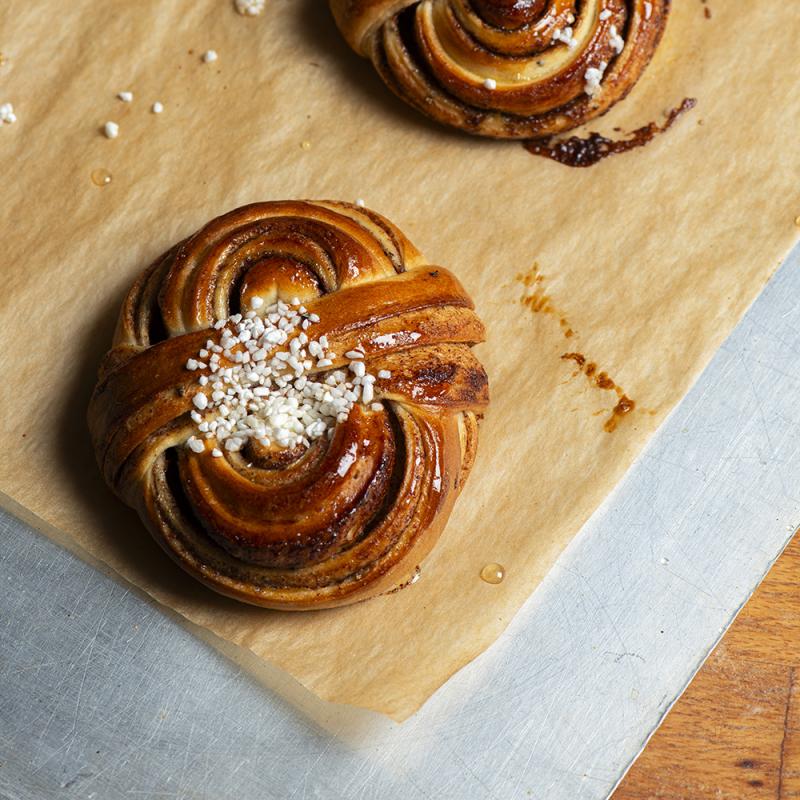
[330,0,669,138]
[88,201,488,609]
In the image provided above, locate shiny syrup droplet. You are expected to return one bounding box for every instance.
[480,563,505,585]
[794,215,800,228]
[91,168,112,187]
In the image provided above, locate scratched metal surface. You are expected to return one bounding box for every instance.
[2,245,800,800]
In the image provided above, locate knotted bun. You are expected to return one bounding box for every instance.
[88,201,489,609]
[330,0,669,138]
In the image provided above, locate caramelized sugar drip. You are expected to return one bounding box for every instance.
[605,395,636,433]
[561,353,636,432]
[91,168,112,186]
[524,98,697,168]
[517,266,576,339]
[480,563,505,584]
[516,269,636,433]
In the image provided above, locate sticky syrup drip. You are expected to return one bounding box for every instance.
[524,98,697,168]
[480,563,506,584]
[561,353,636,432]
[91,168,112,186]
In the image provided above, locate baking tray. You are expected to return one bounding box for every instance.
[2,244,799,799]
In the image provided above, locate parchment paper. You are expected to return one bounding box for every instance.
[1,0,799,720]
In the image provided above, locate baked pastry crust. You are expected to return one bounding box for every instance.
[88,201,488,610]
[330,0,670,139]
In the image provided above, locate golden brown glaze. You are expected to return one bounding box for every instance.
[88,201,489,610]
[330,0,670,139]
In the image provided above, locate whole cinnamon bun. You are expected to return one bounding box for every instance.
[88,201,489,610]
[330,0,669,138]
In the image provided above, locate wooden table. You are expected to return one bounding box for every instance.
[613,534,800,798]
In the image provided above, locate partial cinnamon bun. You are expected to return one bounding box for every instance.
[329,0,669,139]
[88,201,489,610]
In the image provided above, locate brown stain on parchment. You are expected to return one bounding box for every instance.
[517,267,636,433]
[517,265,576,339]
[560,353,636,433]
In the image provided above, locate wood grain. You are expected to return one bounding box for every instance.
[613,533,800,799]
